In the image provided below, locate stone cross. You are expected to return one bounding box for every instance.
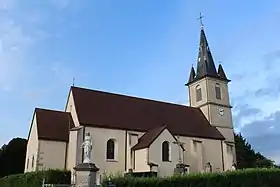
[81,132,92,163]
[173,136,185,164]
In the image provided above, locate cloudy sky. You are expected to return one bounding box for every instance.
[0,0,280,163]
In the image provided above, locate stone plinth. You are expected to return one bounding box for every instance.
[174,163,190,175]
[73,163,99,186]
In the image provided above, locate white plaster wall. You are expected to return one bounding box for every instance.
[24,114,39,172]
[65,90,80,127]
[179,136,224,173]
[134,148,150,172]
[85,127,126,178]
[223,142,235,170]
[149,129,180,177]
[66,130,78,172]
[38,140,67,170]
[126,131,144,171]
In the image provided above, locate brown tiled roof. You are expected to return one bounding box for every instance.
[132,125,167,150]
[71,86,225,140]
[132,125,185,150]
[35,108,74,142]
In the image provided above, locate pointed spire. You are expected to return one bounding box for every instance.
[188,66,196,83]
[196,27,218,79]
[186,14,230,86]
[218,64,230,82]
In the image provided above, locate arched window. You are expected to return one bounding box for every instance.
[215,83,221,100]
[106,139,115,160]
[27,158,29,169]
[196,85,202,102]
[31,155,34,168]
[162,141,170,161]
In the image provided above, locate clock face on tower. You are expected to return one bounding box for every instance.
[218,107,224,116]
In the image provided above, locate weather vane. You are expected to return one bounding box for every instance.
[197,12,204,28]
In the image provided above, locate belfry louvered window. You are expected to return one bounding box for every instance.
[215,83,221,100]
[196,85,202,102]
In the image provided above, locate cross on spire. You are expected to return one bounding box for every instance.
[72,77,75,86]
[197,12,204,28]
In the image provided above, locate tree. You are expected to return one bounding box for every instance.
[0,138,27,178]
[234,132,274,169]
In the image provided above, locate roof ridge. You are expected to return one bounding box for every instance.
[71,86,195,109]
[35,107,70,114]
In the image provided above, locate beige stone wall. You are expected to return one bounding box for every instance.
[24,114,39,172]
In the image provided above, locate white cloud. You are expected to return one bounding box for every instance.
[0,19,36,90]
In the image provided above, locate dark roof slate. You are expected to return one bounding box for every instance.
[186,28,229,85]
[71,86,225,140]
[35,108,74,142]
[132,125,167,150]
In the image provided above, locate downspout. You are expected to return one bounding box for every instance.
[125,131,127,171]
[220,140,225,171]
[64,142,68,169]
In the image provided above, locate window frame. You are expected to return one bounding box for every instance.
[196,85,202,102]
[106,139,116,160]
[162,141,170,162]
[215,83,222,100]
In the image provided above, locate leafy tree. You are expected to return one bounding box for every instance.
[0,138,27,178]
[235,132,275,169]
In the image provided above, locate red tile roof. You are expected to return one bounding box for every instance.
[71,86,225,140]
[35,108,74,142]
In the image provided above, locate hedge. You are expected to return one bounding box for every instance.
[103,168,280,187]
[0,169,71,187]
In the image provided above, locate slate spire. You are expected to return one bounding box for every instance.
[217,64,230,82]
[188,66,196,83]
[196,27,218,79]
[186,25,230,86]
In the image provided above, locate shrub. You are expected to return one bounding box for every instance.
[102,168,280,187]
[0,169,71,187]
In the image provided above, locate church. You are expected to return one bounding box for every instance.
[24,25,236,181]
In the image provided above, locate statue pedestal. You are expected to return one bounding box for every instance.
[174,163,189,175]
[74,163,99,186]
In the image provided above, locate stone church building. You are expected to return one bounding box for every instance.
[24,26,236,181]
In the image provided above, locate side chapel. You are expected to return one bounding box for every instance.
[24,25,236,181]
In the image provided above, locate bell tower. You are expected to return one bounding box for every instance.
[185,18,236,169]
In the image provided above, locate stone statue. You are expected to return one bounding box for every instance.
[81,132,92,163]
[230,162,236,171]
[205,162,212,173]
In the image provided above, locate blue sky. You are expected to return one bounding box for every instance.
[1,0,280,163]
